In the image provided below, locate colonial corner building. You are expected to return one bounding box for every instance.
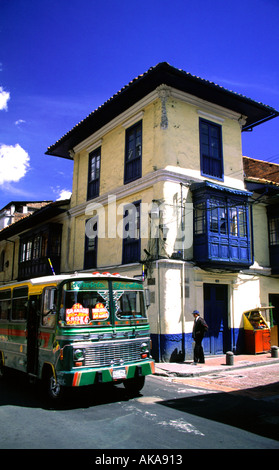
[1,62,279,362]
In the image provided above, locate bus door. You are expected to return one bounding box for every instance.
[27,295,41,376]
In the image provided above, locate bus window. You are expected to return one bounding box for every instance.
[12,287,28,321]
[0,290,11,320]
[60,280,110,325]
[42,288,57,328]
[115,290,146,320]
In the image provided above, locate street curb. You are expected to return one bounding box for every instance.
[154,357,279,378]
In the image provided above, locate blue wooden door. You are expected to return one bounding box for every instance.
[203,284,230,355]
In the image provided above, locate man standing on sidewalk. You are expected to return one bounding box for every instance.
[192,310,208,364]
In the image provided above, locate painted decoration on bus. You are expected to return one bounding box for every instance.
[66,303,89,325]
[92,303,109,321]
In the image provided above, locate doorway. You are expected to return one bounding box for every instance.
[27,295,41,375]
[203,283,230,355]
[269,294,279,346]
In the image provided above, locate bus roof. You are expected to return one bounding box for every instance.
[0,272,142,289]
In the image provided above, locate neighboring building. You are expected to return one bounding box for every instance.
[243,156,279,344]
[0,201,51,230]
[0,199,70,284]
[2,62,279,361]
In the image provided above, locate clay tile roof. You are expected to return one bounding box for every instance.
[46,62,279,159]
[243,156,279,185]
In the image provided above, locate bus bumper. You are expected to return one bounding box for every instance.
[57,359,155,387]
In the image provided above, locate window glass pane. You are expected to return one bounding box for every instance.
[200,119,222,179]
[115,291,146,320]
[238,208,247,237]
[12,287,28,320]
[194,203,206,234]
[125,122,142,183]
[208,199,227,234]
[0,290,11,320]
[229,207,238,235]
[269,217,279,245]
[60,280,109,326]
[219,207,227,234]
[42,288,57,327]
[88,148,101,200]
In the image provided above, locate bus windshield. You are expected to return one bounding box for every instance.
[115,290,146,320]
[112,280,147,320]
[60,280,110,326]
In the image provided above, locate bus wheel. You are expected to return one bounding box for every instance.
[124,376,145,395]
[43,367,63,401]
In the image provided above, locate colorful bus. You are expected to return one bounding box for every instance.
[0,272,154,400]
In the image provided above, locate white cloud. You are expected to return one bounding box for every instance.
[56,189,72,200]
[0,87,10,111]
[15,119,26,127]
[0,144,30,185]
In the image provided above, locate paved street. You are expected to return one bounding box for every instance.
[0,365,279,450]
[171,363,279,398]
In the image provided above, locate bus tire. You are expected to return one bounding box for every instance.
[42,365,63,401]
[124,376,145,395]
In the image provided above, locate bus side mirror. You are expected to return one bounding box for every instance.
[144,288,151,308]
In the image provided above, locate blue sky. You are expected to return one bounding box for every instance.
[0,0,279,209]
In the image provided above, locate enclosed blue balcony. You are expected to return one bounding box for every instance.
[192,181,252,269]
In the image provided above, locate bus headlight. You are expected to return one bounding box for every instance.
[73,348,85,366]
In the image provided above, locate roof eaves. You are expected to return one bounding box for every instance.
[0,199,70,241]
[46,62,279,159]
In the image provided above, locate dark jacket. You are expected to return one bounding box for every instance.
[192,316,208,341]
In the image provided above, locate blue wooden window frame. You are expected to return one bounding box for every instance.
[199,118,223,180]
[193,186,251,267]
[122,201,141,264]
[87,147,101,200]
[124,121,142,184]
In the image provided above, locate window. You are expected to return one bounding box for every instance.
[229,206,247,237]
[19,224,62,279]
[33,236,41,259]
[84,219,98,269]
[267,207,279,274]
[200,119,223,180]
[12,287,28,321]
[269,217,279,246]
[60,280,110,326]
[122,201,141,264]
[0,290,11,320]
[42,287,57,328]
[87,147,101,200]
[124,121,142,184]
[192,183,251,267]
[194,202,206,235]
[115,290,146,320]
[209,199,227,234]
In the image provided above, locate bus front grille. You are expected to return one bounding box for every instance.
[84,340,143,367]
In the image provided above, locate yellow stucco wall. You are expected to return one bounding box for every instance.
[251,202,270,267]
[69,89,246,271]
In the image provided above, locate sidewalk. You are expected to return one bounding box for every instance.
[154,351,279,378]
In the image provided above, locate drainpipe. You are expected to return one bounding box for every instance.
[249,204,254,264]
[181,262,186,359]
[156,260,162,361]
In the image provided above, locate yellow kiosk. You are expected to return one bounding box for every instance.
[243,307,273,354]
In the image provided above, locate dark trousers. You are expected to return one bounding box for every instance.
[193,339,205,363]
